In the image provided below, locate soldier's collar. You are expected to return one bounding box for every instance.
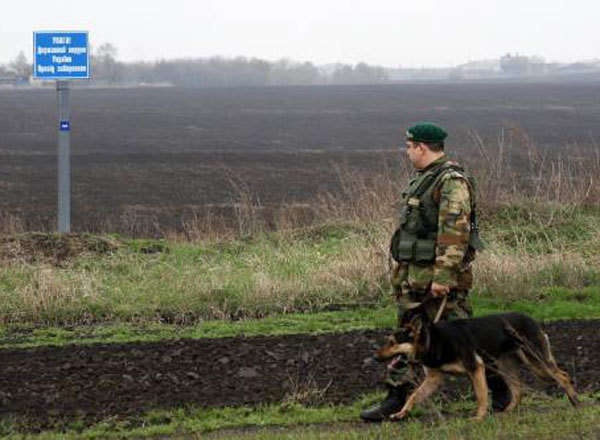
[417,155,448,174]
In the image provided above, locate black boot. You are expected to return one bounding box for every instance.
[359,385,409,422]
[487,373,512,412]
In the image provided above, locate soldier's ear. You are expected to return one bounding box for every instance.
[418,142,432,154]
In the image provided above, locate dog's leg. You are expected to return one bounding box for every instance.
[468,356,488,420]
[496,354,521,412]
[390,368,444,420]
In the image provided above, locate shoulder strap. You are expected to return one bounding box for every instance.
[432,163,468,193]
[432,163,486,251]
[408,161,458,200]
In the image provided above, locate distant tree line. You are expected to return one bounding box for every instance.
[3,45,597,87]
[0,43,390,87]
[94,44,389,87]
[0,51,31,84]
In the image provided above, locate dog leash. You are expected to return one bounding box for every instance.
[433,295,448,324]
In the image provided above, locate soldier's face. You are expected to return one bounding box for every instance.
[405,141,425,168]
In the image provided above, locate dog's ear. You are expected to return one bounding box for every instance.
[419,308,432,326]
[409,314,420,330]
[410,313,429,329]
[420,320,431,352]
[409,314,432,354]
[401,304,424,326]
[393,329,412,344]
[408,314,424,338]
[399,310,413,328]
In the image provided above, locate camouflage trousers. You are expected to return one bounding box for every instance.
[386,289,472,387]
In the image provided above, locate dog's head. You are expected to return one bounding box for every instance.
[373,301,440,361]
[399,302,429,329]
[396,304,434,358]
[372,329,415,362]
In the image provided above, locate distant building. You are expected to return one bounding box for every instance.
[451,59,503,80]
[500,53,548,76]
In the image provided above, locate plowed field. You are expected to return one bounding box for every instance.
[0,320,597,428]
[2,83,600,233]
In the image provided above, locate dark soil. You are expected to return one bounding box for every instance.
[2,84,600,234]
[0,320,597,429]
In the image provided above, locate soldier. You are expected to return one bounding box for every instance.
[360,122,510,422]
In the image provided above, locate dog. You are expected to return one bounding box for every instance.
[374,309,580,420]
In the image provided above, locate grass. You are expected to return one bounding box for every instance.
[0,203,598,329]
[0,223,389,325]
[482,203,600,256]
[0,392,596,439]
[0,306,395,349]
[2,287,600,349]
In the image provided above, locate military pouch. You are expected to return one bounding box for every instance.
[390,230,417,262]
[397,240,416,261]
[414,239,436,264]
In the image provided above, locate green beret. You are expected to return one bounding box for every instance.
[406,122,447,143]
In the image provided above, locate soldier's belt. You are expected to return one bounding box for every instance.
[405,289,460,310]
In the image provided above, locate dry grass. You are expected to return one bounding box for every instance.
[469,128,600,209]
[475,252,600,302]
[0,217,597,325]
[202,131,600,240]
[3,266,100,324]
[0,227,390,325]
[282,369,333,408]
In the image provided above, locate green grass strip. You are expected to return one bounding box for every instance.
[0,305,396,350]
[1,287,599,350]
[0,393,597,439]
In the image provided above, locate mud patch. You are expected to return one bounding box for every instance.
[0,232,119,264]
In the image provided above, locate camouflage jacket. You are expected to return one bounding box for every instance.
[392,155,474,293]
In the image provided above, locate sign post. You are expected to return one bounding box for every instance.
[57,80,71,233]
[33,31,89,233]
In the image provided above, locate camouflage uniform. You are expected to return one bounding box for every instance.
[387,155,475,387]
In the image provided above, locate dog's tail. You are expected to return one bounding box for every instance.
[503,319,580,407]
[502,319,546,363]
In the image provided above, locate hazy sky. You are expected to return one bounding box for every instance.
[2,0,599,67]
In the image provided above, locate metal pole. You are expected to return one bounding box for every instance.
[57,80,71,233]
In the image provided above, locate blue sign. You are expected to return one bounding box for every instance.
[33,31,89,79]
[60,121,70,131]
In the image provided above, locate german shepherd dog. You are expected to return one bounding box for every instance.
[374,309,580,420]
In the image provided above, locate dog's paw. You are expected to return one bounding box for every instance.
[389,410,408,421]
[471,413,487,421]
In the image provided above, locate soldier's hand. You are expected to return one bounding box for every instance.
[431,283,450,297]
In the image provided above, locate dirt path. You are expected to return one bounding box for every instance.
[0,320,597,426]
